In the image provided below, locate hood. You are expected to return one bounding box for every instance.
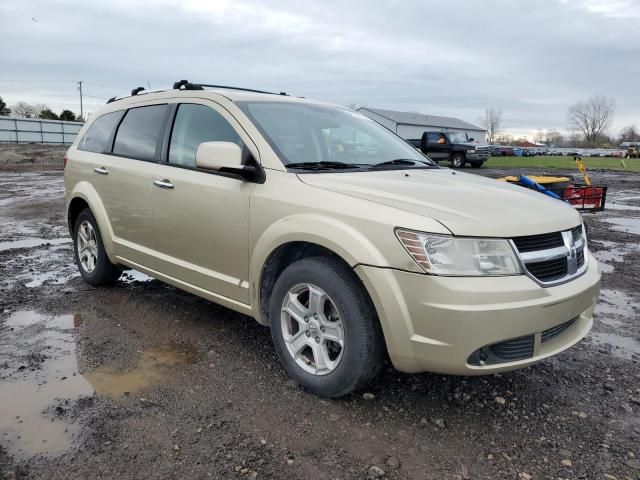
[298,169,582,237]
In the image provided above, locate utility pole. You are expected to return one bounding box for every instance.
[77,81,84,121]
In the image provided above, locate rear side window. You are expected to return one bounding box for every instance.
[78,111,122,153]
[168,104,243,168]
[113,105,168,161]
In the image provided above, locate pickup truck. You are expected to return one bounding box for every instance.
[410,131,490,168]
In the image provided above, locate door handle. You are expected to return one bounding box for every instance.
[153,179,174,189]
[94,167,108,175]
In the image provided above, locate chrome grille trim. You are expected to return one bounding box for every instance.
[510,225,588,287]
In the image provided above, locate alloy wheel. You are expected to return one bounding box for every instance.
[77,220,98,273]
[280,283,345,376]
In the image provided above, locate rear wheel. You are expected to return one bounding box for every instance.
[451,153,466,168]
[270,257,385,397]
[73,208,122,286]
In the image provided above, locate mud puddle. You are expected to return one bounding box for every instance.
[0,237,70,252]
[601,217,640,235]
[0,310,196,459]
[590,332,640,360]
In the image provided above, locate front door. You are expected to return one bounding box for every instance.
[151,102,256,304]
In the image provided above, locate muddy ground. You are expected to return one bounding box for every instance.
[0,146,639,480]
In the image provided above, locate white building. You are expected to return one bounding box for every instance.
[357,107,487,143]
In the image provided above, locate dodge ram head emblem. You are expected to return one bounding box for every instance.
[562,230,578,275]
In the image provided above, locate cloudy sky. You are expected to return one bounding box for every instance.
[1,0,638,139]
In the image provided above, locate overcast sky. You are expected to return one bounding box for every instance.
[1,0,638,140]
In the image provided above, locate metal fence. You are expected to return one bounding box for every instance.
[0,116,83,145]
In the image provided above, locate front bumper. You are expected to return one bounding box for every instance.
[355,251,601,374]
[467,152,490,161]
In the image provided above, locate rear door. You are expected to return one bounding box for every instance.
[102,104,170,266]
[150,101,256,303]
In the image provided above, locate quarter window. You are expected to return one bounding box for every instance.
[168,104,243,168]
[113,105,168,161]
[78,111,122,153]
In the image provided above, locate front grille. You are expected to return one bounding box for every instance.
[512,232,563,253]
[571,225,582,242]
[526,257,568,282]
[511,227,587,285]
[542,318,576,343]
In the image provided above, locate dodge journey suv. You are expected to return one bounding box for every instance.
[65,81,601,397]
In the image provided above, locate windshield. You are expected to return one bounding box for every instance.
[237,101,436,168]
[447,132,469,143]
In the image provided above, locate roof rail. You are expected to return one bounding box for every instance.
[106,79,288,105]
[175,80,287,96]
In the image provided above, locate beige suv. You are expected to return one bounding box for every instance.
[65,81,601,397]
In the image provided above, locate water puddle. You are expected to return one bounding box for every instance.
[601,217,640,236]
[0,310,196,459]
[590,239,640,274]
[590,332,640,360]
[0,237,70,252]
[607,202,640,212]
[119,269,154,283]
[83,345,197,399]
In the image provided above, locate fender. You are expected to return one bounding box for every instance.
[67,181,117,262]
[250,213,390,324]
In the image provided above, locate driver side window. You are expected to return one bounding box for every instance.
[168,104,244,168]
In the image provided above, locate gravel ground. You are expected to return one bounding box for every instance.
[0,146,639,480]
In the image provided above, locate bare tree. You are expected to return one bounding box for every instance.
[11,101,35,118]
[619,125,639,144]
[567,94,615,145]
[480,108,502,144]
[32,103,48,118]
[535,129,545,144]
[545,129,564,147]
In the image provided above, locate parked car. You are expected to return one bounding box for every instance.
[488,145,514,156]
[410,131,490,168]
[64,81,601,397]
[522,148,537,157]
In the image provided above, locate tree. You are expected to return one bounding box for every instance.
[567,94,615,145]
[32,103,48,118]
[619,125,639,144]
[0,96,10,116]
[59,110,76,121]
[39,108,59,120]
[12,101,35,118]
[545,129,564,147]
[480,107,502,144]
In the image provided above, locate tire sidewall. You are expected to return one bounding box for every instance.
[270,258,378,397]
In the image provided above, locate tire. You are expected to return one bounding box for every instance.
[470,162,483,169]
[73,208,122,286]
[269,256,385,397]
[451,153,466,168]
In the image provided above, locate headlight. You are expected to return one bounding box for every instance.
[466,149,475,153]
[396,229,522,276]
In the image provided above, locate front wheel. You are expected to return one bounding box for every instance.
[73,208,122,286]
[451,153,466,168]
[270,257,385,397]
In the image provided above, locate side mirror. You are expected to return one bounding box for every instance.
[195,141,261,181]
[196,141,242,171]
[468,137,474,142]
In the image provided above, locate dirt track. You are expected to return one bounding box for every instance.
[1,146,639,480]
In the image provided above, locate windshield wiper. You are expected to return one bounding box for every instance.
[286,161,368,170]
[371,158,437,168]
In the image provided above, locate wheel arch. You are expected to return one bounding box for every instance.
[251,215,389,326]
[66,182,116,259]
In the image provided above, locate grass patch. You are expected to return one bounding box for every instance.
[484,156,640,172]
